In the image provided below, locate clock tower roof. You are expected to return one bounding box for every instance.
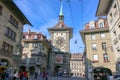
[47,0,73,39]
[53,0,67,29]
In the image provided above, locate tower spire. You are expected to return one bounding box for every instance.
[59,0,63,16]
[59,0,64,21]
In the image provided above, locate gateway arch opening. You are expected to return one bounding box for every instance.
[93,67,112,80]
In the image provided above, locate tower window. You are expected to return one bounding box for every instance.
[34,35,37,39]
[99,23,104,28]
[90,26,95,29]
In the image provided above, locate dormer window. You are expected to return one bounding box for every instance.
[89,21,95,29]
[26,35,29,39]
[99,23,104,28]
[90,26,95,29]
[34,35,37,39]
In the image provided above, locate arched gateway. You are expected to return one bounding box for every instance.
[0,57,16,69]
[93,67,112,80]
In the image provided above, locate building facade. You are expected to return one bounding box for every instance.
[0,1,31,69]
[47,1,73,76]
[70,53,85,77]
[80,18,116,80]
[20,30,50,73]
[96,0,120,73]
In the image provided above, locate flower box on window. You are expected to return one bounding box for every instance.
[92,60,99,63]
[104,60,109,62]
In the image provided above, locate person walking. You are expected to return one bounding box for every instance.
[13,71,19,80]
[5,70,9,80]
[23,71,27,80]
[1,71,6,80]
[42,71,48,80]
[34,71,38,79]
[19,70,23,80]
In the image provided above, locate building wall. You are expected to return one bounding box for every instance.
[21,31,49,71]
[107,0,120,73]
[86,31,116,69]
[0,2,23,68]
[80,18,116,79]
[107,0,120,61]
[70,54,85,77]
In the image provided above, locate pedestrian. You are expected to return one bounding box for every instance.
[19,70,23,80]
[1,71,6,80]
[23,70,28,80]
[13,70,19,80]
[42,71,48,80]
[94,73,97,80]
[5,70,9,80]
[102,73,107,80]
[34,71,38,79]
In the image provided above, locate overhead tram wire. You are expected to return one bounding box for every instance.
[67,0,77,44]
[78,0,85,51]
[78,0,85,53]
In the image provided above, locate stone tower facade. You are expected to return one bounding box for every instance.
[47,1,73,76]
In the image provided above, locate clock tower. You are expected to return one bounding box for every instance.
[48,2,73,52]
[47,0,73,76]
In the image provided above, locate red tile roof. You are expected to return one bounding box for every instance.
[84,18,108,30]
[23,31,47,41]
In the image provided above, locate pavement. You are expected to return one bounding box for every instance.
[28,74,86,80]
[8,74,86,80]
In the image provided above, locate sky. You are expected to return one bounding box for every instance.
[14,0,99,53]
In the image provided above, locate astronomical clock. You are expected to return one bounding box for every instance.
[53,33,66,51]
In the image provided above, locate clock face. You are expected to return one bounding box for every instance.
[55,36,65,49]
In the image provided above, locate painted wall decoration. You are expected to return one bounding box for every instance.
[55,54,64,64]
